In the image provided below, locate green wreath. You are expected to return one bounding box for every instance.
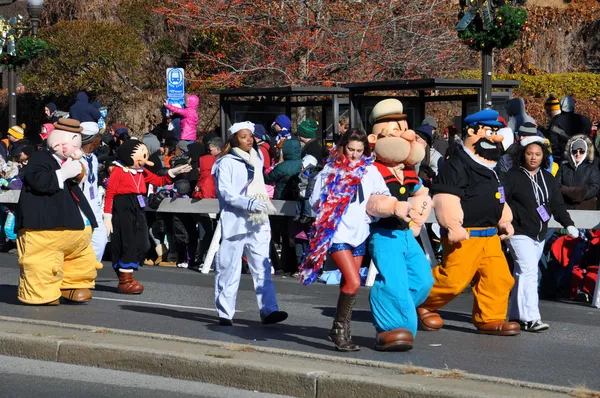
[0,37,48,68]
[457,4,528,51]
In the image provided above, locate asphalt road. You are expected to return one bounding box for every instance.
[0,355,292,398]
[0,253,599,390]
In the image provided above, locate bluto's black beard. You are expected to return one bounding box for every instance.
[474,138,501,161]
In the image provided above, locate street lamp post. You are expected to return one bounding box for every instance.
[7,0,44,127]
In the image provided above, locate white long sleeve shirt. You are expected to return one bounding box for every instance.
[310,164,390,247]
[213,153,270,239]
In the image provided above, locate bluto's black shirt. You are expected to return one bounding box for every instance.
[431,146,504,228]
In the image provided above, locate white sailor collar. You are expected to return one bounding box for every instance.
[113,161,144,174]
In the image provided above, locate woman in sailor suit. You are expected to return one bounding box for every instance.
[212,121,288,326]
[300,129,390,351]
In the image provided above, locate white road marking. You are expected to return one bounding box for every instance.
[93,297,241,312]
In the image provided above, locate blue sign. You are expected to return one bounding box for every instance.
[166,68,185,99]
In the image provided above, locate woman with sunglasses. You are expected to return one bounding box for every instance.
[504,137,578,332]
[556,135,600,210]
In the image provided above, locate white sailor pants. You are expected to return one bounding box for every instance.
[508,235,545,322]
[91,211,107,262]
[214,229,279,320]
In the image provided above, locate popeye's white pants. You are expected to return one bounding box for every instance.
[508,235,545,322]
[214,229,279,320]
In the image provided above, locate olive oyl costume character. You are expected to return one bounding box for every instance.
[418,109,520,336]
[16,118,102,305]
[103,140,190,294]
[364,99,434,351]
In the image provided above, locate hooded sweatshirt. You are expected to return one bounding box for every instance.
[548,96,593,164]
[69,92,101,123]
[556,135,600,210]
[506,98,535,134]
[264,138,302,199]
[165,95,199,141]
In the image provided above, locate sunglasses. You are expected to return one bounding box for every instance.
[571,149,585,155]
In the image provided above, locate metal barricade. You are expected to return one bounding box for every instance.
[2,190,599,307]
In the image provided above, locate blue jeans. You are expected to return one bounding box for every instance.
[296,200,312,218]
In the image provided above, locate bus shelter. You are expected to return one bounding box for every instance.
[343,78,520,132]
[214,78,520,141]
[213,86,349,140]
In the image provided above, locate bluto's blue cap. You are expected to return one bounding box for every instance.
[464,109,503,128]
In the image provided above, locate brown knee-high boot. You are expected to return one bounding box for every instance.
[329,291,360,352]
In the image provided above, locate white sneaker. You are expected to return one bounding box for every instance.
[176,262,188,269]
[521,319,549,332]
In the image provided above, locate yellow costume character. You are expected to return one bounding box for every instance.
[16,118,102,305]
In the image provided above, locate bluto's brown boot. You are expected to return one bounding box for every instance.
[118,272,144,295]
[61,288,92,303]
[477,321,520,336]
[417,307,444,331]
[375,328,414,352]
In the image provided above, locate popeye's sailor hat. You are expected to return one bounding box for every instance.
[464,109,503,128]
[369,99,406,125]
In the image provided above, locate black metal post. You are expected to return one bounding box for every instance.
[481,48,493,110]
[8,67,16,127]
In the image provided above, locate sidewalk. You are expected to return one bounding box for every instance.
[0,316,585,398]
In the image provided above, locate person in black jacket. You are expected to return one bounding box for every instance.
[16,118,102,306]
[548,96,592,164]
[505,136,578,332]
[556,135,600,210]
[69,92,101,123]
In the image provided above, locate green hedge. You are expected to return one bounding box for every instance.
[451,71,600,99]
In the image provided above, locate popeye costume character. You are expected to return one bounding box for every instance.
[364,99,434,351]
[417,109,520,336]
[16,118,102,305]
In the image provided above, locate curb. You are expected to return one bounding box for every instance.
[0,316,581,397]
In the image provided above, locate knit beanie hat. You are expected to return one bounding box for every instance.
[544,95,560,112]
[297,119,318,139]
[273,115,291,131]
[518,121,537,138]
[45,102,57,114]
[8,124,25,140]
[253,124,268,141]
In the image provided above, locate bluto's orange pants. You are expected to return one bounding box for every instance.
[17,227,102,304]
[421,229,514,326]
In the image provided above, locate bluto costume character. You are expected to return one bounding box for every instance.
[418,109,520,336]
[103,140,191,294]
[363,99,434,351]
[16,118,101,305]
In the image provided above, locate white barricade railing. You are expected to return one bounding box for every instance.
[2,190,600,306]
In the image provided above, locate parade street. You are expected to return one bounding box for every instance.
[0,253,599,391]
